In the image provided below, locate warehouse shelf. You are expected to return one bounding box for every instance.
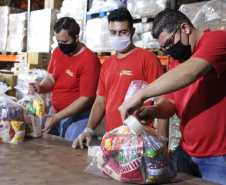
[0,55,20,62]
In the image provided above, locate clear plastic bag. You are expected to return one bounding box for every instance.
[18,92,46,137]
[125,80,155,103]
[0,82,25,144]
[85,125,177,184]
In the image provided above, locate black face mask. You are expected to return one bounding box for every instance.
[58,41,76,55]
[166,33,192,61]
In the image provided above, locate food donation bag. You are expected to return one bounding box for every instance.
[85,125,177,184]
[0,82,25,144]
[18,92,46,137]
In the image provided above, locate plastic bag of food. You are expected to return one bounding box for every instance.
[18,92,46,137]
[0,82,25,144]
[125,80,155,103]
[85,116,177,184]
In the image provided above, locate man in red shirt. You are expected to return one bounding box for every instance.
[119,9,226,184]
[29,17,101,141]
[72,9,167,148]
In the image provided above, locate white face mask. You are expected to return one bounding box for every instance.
[109,34,132,52]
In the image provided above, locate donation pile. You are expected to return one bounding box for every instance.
[0,82,25,144]
[85,123,177,184]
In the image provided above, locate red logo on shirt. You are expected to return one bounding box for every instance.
[66,69,74,77]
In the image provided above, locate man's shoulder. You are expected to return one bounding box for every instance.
[135,47,157,57]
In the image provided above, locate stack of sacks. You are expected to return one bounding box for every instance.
[28,9,59,52]
[0,6,9,52]
[86,16,113,52]
[127,0,169,18]
[51,0,86,52]
[87,0,126,14]
[179,0,226,31]
[133,22,160,49]
[0,82,25,144]
[6,12,27,52]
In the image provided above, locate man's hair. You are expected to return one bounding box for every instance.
[54,17,80,38]
[152,8,194,39]
[107,8,133,29]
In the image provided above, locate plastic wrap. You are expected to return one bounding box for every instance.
[87,0,126,14]
[127,0,168,18]
[0,6,9,51]
[85,124,177,184]
[125,80,155,103]
[28,9,59,52]
[18,93,47,137]
[6,12,27,52]
[179,0,226,31]
[86,17,113,52]
[0,82,25,144]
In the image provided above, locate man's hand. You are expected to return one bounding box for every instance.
[134,106,155,125]
[28,82,40,94]
[72,128,93,149]
[118,93,144,121]
[42,114,59,134]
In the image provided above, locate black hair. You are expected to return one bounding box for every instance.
[152,8,195,39]
[54,17,80,38]
[107,8,133,29]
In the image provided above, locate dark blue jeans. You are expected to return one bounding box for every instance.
[48,106,90,141]
[173,145,226,184]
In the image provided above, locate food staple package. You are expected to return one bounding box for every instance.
[0,82,25,144]
[85,123,177,184]
[18,92,46,137]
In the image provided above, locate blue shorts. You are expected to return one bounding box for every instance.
[173,145,226,184]
[48,106,90,141]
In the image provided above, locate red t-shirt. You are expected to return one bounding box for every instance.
[164,30,226,157]
[48,46,101,113]
[97,47,164,132]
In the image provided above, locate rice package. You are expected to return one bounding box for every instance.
[0,82,25,144]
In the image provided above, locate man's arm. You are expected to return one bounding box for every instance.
[85,95,106,130]
[29,73,55,94]
[119,57,213,120]
[72,95,105,148]
[43,96,94,134]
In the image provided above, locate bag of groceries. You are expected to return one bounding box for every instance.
[18,92,46,137]
[0,82,25,144]
[85,116,177,184]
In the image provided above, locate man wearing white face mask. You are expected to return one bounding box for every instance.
[72,8,166,149]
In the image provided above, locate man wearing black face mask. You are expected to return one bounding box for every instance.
[29,17,101,141]
[119,8,226,184]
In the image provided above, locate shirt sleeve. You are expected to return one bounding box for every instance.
[47,49,56,74]
[80,55,101,97]
[143,51,164,84]
[96,63,106,96]
[191,30,226,77]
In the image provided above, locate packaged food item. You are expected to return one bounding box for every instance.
[0,82,25,144]
[85,124,177,184]
[18,92,46,137]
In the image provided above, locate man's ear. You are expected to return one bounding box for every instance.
[131,27,136,39]
[75,35,79,42]
[181,23,192,35]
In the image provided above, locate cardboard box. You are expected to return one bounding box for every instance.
[0,70,17,88]
[14,63,30,75]
[30,64,48,70]
[28,52,51,65]
[44,0,63,9]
